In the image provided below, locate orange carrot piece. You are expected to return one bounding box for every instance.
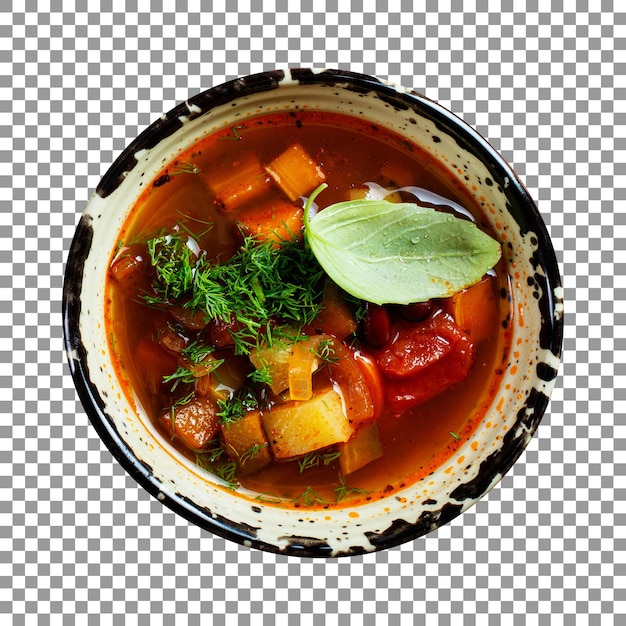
[309,280,358,341]
[237,200,304,246]
[447,276,498,344]
[208,154,272,212]
[265,143,325,201]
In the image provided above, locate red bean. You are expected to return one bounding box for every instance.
[362,303,391,349]
[395,300,435,322]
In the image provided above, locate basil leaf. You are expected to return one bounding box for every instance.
[304,186,502,305]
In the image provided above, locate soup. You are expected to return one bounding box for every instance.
[105,110,512,509]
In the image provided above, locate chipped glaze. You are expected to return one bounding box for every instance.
[62,69,563,557]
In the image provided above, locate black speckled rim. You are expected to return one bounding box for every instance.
[63,69,563,557]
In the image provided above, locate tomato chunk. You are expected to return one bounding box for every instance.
[385,333,475,412]
[376,312,465,379]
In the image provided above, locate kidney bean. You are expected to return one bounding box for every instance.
[362,303,391,349]
[395,300,435,322]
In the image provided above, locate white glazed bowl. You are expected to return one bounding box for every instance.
[63,69,563,557]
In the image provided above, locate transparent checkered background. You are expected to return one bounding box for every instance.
[1,1,623,624]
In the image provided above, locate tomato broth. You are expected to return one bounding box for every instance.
[105,110,512,509]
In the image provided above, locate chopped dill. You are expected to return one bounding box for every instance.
[450,431,461,441]
[144,228,326,356]
[239,442,269,466]
[220,125,244,141]
[334,474,369,503]
[297,450,341,473]
[293,486,326,507]
[171,161,201,175]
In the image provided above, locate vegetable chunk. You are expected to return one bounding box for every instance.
[265,143,326,201]
[221,410,272,475]
[338,422,384,475]
[262,387,353,459]
[208,154,272,212]
[158,396,220,450]
[237,200,304,246]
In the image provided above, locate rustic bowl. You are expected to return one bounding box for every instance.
[63,69,563,557]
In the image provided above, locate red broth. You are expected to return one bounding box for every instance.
[105,110,512,509]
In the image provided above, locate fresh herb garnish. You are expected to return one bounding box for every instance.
[303,184,501,305]
[144,230,325,355]
[216,388,261,426]
[293,486,326,507]
[171,161,201,175]
[220,125,244,141]
[297,450,341,473]
[334,474,369,502]
[239,443,269,466]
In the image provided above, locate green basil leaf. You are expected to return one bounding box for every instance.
[304,185,502,305]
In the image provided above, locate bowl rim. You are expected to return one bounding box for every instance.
[63,68,563,557]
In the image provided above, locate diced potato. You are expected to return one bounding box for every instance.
[221,410,272,475]
[208,154,272,212]
[237,200,304,246]
[262,388,353,459]
[265,143,325,201]
[448,276,497,344]
[158,396,219,450]
[338,422,384,475]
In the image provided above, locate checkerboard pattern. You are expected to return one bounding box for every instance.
[2,2,623,623]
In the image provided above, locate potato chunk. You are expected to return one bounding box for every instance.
[262,388,353,459]
[158,396,219,450]
[338,422,383,475]
[221,410,272,475]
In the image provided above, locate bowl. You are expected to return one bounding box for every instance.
[63,68,563,557]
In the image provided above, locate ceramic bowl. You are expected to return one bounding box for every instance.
[63,69,563,557]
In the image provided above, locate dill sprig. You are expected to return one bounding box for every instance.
[334,475,369,503]
[143,230,326,356]
[297,450,341,473]
[216,388,261,426]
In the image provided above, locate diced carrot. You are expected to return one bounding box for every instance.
[309,280,357,341]
[221,410,272,475]
[265,143,326,201]
[338,422,383,475]
[237,200,304,246]
[158,396,220,450]
[446,276,498,344]
[207,154,272,212]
